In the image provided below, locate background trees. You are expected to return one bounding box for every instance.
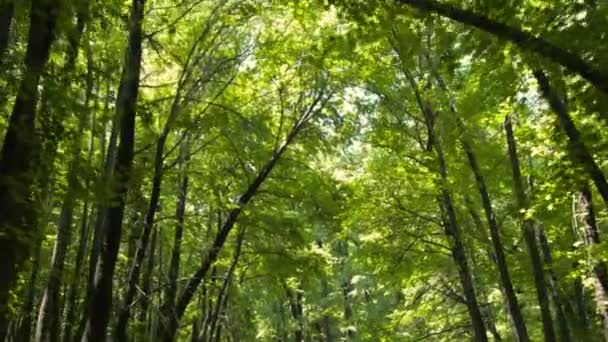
[0,0,607,341]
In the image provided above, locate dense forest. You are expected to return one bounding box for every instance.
[0,0,607,341]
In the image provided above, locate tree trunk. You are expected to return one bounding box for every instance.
[137,225,158,340]
[394,0,608,97]
[0,0,59,337]
[74,99,118,342]
[80,0,145,340]
[533,70,608,206]
[16,234,44,342]
[205,226,245,342]
[0,0,14,62]
[461,133,530,341]
[504,115,556,342]
[403,69,487,341]
[577,185,608,340]
[285,284,304,342]
[35,15,91,341]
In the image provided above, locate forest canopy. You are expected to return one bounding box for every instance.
[0,0,607,341]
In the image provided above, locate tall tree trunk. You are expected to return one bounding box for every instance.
[0,0,59,337]
[160,89,331,341]
[533,70,608,206]
[160,137,190,337]
[74,94,118,342]
[403,69,487,341]
[504,115,556,342]
[80,0,145,340]
[394,0,608,96]
[461,133,530,341]
[205,226,245,342]
[16,233,44,342]
[0,0,14,62]
[577,185,608,340]
[35,16,91,341]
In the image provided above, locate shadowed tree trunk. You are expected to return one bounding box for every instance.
[0,0,14,62]
[80,0,145,340]
[504,115,556,342]
[35,11,91,340]
[0,0,60,337]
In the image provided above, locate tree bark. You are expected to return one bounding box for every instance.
[394,0,608,97]
[461,132,530,341]
[0,0,59,337]
[504,115,556,342]
[80,0,145,340]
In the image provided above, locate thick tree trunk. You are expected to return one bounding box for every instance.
[577,185,608,340]
[504,115,556,342]
[80,0,145,340]
[0,0,14,62]
[0,0,59,337]
[461,134,530,341]
[395,0,608,96]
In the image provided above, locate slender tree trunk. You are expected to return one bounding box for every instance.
[136,225,157,340]
[0,0,59,337]
[461,133,530,341]
[285,284,304,342]
[16,234,44,342]
[74,109,118,342]
[394,0,608,96]
[504,115,556,342]
[0,0,14,62]
[403,69,487,341]
[160,90,330,341]
[81,0,145,340]
[577,185,608,340]
[160,137,190,337]
[205,226,245,342]
[533,70,608,206]
[537,226,572,342]
[35,19,91,342]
